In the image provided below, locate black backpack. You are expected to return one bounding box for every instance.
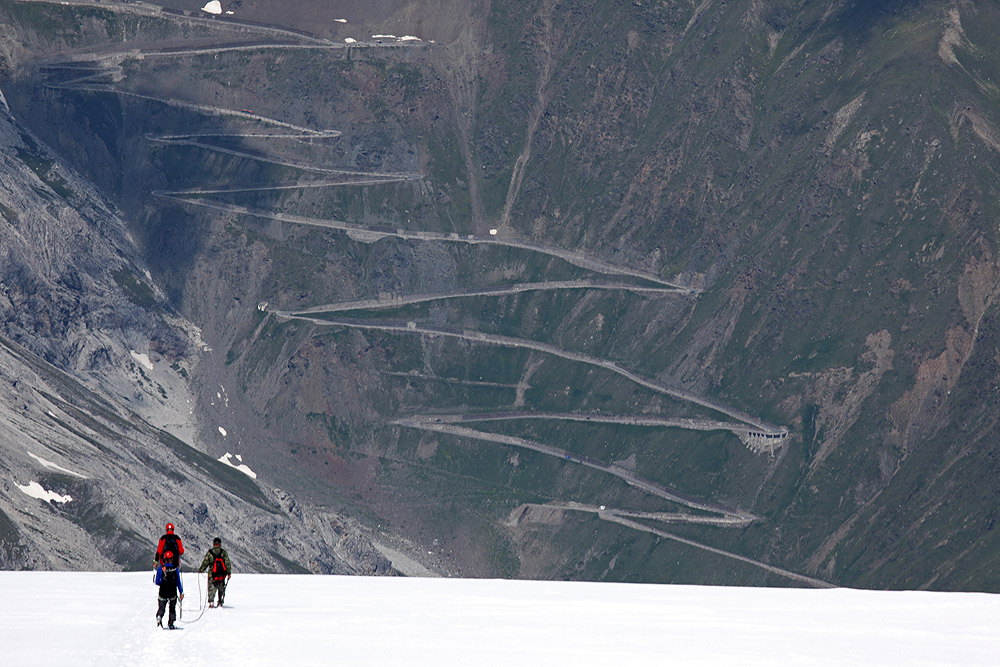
[211,551,228,582]
[158,566,180,596]
[161,534,179,563]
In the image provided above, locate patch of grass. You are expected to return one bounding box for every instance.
[307,411,352,446]
[16,147,73,200]
[112,268,159,310]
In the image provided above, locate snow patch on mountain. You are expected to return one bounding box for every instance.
[130,350,154,371]
[16,480,72,503]
[27,451,86,478]
[218,452,257,478]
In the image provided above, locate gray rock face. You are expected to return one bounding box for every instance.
[0,96,394,575]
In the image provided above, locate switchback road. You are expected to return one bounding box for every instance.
[272,311,787,437]
[26,4,807,582]
[391,416,757,522]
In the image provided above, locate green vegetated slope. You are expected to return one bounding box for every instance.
[4,0,999,588]
[455,0,1000,590]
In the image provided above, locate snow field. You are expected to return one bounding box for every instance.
[1,571,997,666]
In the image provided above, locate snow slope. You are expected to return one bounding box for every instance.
[2,572,997,666]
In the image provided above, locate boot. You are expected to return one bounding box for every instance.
[156,616,162,627]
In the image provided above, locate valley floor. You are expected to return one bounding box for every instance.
[1,572,997,666]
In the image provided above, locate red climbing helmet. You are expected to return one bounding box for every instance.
[164,551,174,562]
[165,523,174,533]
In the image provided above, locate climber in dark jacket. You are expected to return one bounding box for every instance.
[154,551,184,629]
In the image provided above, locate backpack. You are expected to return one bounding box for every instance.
[211,551,228,582]
[157,565,180,597]
[161,534,179,563]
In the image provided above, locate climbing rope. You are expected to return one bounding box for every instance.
[177,572,209,625]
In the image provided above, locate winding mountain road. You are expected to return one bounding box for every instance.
[392,416,757,522]
[400,410,765,439]
[155,195,697,290]
[282,280,691,316]
[25,5,812,584]
[271,311,786,437]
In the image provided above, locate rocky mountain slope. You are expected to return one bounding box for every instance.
[1,0,997,589]
[0,69,396,574]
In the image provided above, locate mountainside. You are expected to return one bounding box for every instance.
[0,60,397,575]
[1,0,998,589]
